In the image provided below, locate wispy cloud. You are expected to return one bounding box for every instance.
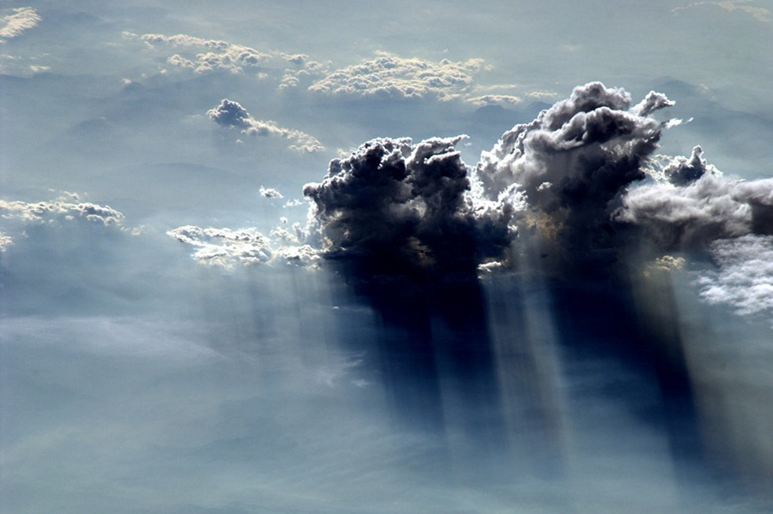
[0,7,39,42]
[673,1,770,23]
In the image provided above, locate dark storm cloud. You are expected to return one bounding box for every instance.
[616,172,773,249]
[474,81,773,260]
[663,146,716,186]
[302,136,521,275]
[183,81,773,302]
[475,82,672,256]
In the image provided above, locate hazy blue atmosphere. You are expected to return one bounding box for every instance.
[1,1,773,512]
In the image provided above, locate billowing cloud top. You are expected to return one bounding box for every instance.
[170,80,773,322]
[302,136,521,275]
[0,7,39,42]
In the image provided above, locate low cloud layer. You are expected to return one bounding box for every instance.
[466,95,523,109]
[208,99,323,153]
[673,1,770,23]
[0,193,129,253]
[697,235,773,325]
[0,194,125,226]
[0,7,39,42]
[125,31,328,89]
[167,225,317,269]
[309,52,485,101]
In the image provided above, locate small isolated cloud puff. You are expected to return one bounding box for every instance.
[167,225,318,269]
[207,98,324,153]
[308,52,486,101]
[0,7,39,42]
[259,186,283,199]
[303,136,523,275]
[697,235,773,325]
[0,231,12,252]
[466,95,522,109]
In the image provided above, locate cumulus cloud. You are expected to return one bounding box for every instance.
[0,7,39,42]
[167,225,318,269]
[616,165,773,249]
[661,146,717,185]
[308,52,486,101]
[697,235,773,324]
[476,82,675,254]
[207,98,324,153]
[0,194,125,226]
[182,80,773,324]
[126,31,328,84]
[259,186,284,199]
[303,136,522,275]
[0,193,130,254]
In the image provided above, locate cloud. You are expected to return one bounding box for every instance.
[673,1,770,22]
[616,166,773,249]
[0,193,125,226]
[167,225,318,269]
[0,193,130,255]
[308,52,486,101]
[302,136,522,275]
[259,186,284,199]
[476,82,675,254]
[0,7,39,42]
[697,235,773,324]
[661,146,718,186]
[207,99,324,153]
[184,80,773,330]
[126,31,328,83]
[0,231,12,251]
[466,94,522,109]
[283,199,306,208]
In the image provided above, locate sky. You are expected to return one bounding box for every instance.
[1,1,773,513]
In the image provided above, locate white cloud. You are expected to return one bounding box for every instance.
[673,1,770,22]
[697,235,773,324]
[207,98,324,153]
[308,52,486,101]
[126,31,328,83]
[259,186,284,199]
[0,7,39,42]
[167,225,319,269]
[0,231,12,251]
[466,94,522,109]
[0,194,125,226]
